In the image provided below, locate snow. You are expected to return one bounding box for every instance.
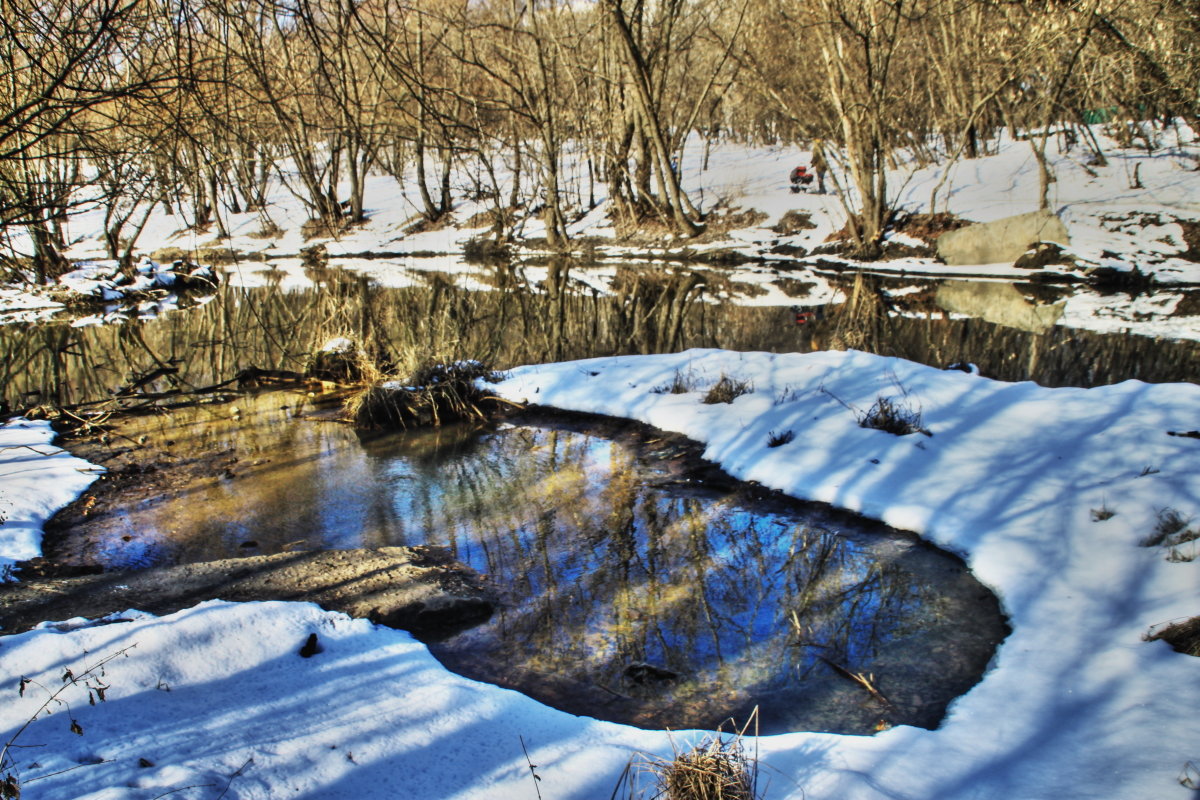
[3,349,1199,799]
[0,419,102,578]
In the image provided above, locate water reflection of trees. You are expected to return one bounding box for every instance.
[415,426,951,733]
[3,265,1196,410]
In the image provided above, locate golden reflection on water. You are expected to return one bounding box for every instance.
[3,266,1196,415]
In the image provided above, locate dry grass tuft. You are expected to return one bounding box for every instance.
[1145,616,1200,657]
[857,396,928,436]
[767,430,795,448]
[347,360,508,430]
[304,338,382,385]
[614,712,762,800]
[702,375,753,405]
[652,369,699,395]
[1141,507,1195,547]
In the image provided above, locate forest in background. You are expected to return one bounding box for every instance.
[2,0,1198,277]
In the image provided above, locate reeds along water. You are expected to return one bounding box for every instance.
[0,265,1196,412]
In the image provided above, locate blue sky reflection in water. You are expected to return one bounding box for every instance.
[404,423,1006,735]
[75,395,1006,735]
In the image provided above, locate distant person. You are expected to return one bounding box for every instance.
[811,140,828,194]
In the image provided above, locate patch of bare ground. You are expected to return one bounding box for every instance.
[1171,291,1200,317]
[771,210,817,235]
[1178,219,1200,262]
[2,547,494,637]
[820,211,970,261]
[893,212,970,241]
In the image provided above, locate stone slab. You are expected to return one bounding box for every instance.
[937,211,1070,266]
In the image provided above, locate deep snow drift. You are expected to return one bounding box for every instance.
[2,349,1198,799]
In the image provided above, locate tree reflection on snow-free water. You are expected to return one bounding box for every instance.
[398,425,1006,735]
[3,265,1198,414]
[64,397,1005,735]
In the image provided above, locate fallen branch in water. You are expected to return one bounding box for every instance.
[818,656,895,712]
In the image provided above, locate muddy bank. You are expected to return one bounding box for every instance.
[0,546,493,636]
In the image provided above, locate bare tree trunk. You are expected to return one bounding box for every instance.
[603,0,702,237]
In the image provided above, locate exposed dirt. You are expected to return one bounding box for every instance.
[1,547,494,637]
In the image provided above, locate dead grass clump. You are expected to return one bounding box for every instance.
[775,278,817,298]
[619,724,758,800]
[858,396,928,436]
[348,360,506,431]
[304,338,380,384]
[661,738,757,800]
[614,714,762,800]
[771,210,816,235]
[1087,265,1156,297]
[247,220,285,239]
[150,246,191,264]
[463,236,511,263]
[195,245,239,265]
[300,216,350,241]
[767,430,795,448]
[1141,508,1197,548]
[693,208,769,242]
[300,243,329,269]
[1145,616,1200,657]
[652,370,698,395]
[703,375,753,405]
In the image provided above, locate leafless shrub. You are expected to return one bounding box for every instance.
[3,647,136,797]
[857,396,927,436]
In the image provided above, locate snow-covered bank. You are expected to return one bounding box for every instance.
[2,349,1198,799]
[6,127,1200,341]
[0,419,101,578]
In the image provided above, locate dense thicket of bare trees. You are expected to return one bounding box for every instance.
[1,0,1197,274]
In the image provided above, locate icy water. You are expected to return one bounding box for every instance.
[62,392,1007,735]
[2,264,1198,415]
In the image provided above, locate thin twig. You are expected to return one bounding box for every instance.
[519,736,543,800]
[213,756,253,800]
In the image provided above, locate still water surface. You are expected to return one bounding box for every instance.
[69,392,1007,735]
[3,265,1196,416]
